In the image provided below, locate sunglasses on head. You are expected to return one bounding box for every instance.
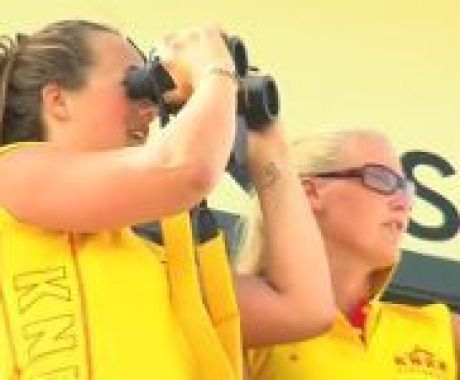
[304,163,416,197]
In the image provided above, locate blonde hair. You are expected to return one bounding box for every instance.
[236,128,392,274]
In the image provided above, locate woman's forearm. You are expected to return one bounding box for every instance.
[238,129,334,347]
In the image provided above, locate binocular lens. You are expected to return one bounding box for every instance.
[239,75,279,127]
[263,78,279,119]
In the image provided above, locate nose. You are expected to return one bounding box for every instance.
[390,188,413,214]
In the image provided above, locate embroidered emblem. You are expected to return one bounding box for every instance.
[394,346,447,377]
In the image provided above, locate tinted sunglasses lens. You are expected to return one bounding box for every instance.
[363,166,397,194]
[404,179,416,197]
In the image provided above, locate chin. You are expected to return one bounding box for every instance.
[376,247,401,268]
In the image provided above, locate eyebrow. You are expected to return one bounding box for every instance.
[311,167,364,178]
[306,164,405,180]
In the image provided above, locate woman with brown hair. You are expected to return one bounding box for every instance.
[0,20,334,379]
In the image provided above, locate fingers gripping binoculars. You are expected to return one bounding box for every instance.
[123,37,280,129]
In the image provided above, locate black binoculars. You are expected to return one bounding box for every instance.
[124,37,279,129]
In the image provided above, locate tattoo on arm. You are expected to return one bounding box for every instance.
[259,162,281,189]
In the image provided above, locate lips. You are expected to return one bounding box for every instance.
[128,129,147,140]
[126,127,148,146]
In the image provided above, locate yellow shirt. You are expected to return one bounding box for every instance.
[248,301,456,380]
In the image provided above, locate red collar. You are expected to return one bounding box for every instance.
[347,298,370,330]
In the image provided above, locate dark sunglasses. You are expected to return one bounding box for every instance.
[304,163,415,197]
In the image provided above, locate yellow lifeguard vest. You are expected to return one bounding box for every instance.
[0,143,242,379]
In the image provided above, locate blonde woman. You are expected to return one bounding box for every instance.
[240,129,457,379]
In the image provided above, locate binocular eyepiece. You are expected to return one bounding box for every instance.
[124,36,279,129]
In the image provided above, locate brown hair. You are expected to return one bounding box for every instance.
[0,20,118,144]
